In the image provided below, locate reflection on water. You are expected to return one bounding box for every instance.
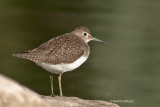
[0,0,160,107]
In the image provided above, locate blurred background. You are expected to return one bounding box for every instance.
[0,0,160,107]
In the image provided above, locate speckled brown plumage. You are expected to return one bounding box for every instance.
[13,26,106,97]
[13,27,90,65]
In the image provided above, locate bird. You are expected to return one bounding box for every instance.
[13,26,106,97]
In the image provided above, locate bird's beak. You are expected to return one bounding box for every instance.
[91,37,106,44]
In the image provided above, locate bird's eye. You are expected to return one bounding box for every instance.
[82,32,88,37]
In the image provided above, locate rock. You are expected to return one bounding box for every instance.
[0,74,119,107]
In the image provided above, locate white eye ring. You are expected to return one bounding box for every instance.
[82,32,88,37]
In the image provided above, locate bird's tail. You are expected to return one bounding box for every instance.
[13,52,29,59]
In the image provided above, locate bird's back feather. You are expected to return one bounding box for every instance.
[13,33,89,65]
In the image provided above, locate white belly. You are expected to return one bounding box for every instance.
[36,56,88,74]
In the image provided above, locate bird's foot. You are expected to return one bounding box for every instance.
[50,93,55,97]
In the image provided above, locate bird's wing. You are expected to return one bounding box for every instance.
[25,34,85,64]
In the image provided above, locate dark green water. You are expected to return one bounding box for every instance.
[0,0,160,107]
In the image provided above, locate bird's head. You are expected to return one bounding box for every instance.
[72,26,106,44]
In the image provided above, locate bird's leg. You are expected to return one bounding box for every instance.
[58,73,63,97]
[50,74,54,97]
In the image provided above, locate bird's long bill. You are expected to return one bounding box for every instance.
[92,37,106,44]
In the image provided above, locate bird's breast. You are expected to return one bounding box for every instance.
[36,55,89,74]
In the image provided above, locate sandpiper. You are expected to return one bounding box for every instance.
[13,26,106,97]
